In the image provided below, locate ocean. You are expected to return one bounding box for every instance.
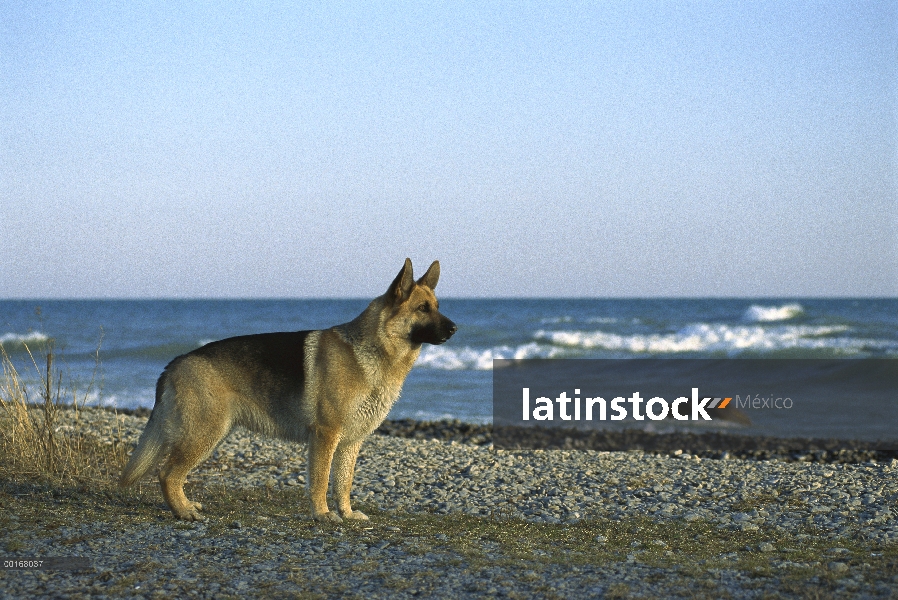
[1,299,896,441]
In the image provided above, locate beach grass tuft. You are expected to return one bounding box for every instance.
[0,338,127,483]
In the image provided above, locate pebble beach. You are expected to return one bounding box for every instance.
[2,407,897,598]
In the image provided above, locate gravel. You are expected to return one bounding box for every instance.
[376,418,898,464]
[2,407,897,598]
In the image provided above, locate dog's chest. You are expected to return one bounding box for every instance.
[354,379,402,431]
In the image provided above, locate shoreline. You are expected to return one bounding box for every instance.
[110,405,898,464]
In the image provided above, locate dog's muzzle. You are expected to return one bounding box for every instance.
[440,320,458,344]
[411,318,457,345]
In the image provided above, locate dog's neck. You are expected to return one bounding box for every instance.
[336,297,422,369]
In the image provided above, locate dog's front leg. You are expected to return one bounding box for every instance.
[332,440,368,521]
[307,426,342,523]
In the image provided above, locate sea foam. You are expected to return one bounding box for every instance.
[0,331,49,345]
[417,343,562,370]
[533,323,855,354]
[742,303,804,322]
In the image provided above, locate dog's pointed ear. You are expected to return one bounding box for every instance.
[387,258,415,303]
[417,260,440,290]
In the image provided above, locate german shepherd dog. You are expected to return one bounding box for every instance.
[120,259,456,523]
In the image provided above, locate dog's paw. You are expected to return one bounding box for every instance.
[341,510,369,521]
[313,511,343,524]
[175,508,206,522]
[174,500,205,521]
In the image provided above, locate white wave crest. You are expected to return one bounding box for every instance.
[743,303,804,322]
[0,331,49,345]
[79,389,157,410]
[541,316,617,324]
[540,316,574,324]
[417,343,562,370]
[534,323,853,354]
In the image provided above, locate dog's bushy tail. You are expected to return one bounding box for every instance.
[119,373,170,487]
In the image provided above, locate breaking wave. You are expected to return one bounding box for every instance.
[0,331,50,346]
[417,319,895,369]
[417,343,563,370]
[540,316,617,324]
[533,323,861,354]
[743,303,804,322]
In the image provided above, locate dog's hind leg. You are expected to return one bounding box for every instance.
[159,415,231,521]
[307,426,342,523]
[333,440,368,521]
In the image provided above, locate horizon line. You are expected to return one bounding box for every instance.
[2,296,896,302]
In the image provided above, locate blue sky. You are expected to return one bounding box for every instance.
[2,1,895,298]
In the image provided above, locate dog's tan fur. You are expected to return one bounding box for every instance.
[120,259,456,522]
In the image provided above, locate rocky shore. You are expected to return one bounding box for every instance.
[122,408,898,464]
[377,418,898,464]
[94,408,898,542]
[2,407,897,598]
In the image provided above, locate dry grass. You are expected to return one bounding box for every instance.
[0,338,127,483]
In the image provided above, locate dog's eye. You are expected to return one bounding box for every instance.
[417,303,430,313]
